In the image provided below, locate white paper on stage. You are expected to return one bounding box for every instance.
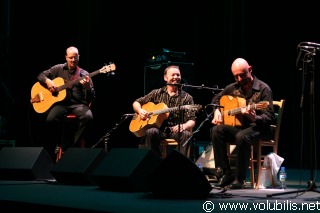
[195,144,215,168]
[258,152,284,189]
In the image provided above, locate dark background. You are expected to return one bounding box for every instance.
[1,0,319,170]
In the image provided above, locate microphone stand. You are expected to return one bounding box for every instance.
[182,107,215,162]
[169,83,223,156]
[267,42,320,197]
[177,84,183,153]
[92,114,134,152]
[168,83,224,92]
[0,78,15,104]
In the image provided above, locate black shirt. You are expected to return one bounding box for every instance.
[37,63,95,105]
[212,75,275,128]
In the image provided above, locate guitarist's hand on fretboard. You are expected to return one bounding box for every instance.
[79,75,91,89]
[243,106,256,122]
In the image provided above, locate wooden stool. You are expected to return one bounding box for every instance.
[160,139,178,158]
[55,113,85,163]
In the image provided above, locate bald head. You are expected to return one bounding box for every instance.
[231,58,253,87]
[231,58,249,72]
[66,46,79,55]
[65,46,80,70]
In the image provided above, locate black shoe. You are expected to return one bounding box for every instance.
[214,174,235,188]
[229,179,246,189]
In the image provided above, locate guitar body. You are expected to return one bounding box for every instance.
[30,63,116,113]
[220,95,246,127]
[129,102,170,137]
[31,77,67,113]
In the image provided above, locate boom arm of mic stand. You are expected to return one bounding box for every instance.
[181,84,224,92]
[91,114,134,151]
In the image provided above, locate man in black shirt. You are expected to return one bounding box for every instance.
[37,46,95,161]
[210,58,275,189]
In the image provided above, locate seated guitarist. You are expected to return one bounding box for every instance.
[210,58,275,189]
[132,65,196,158]
[36,46,95,161]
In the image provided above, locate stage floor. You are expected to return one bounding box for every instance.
[0,169,319,213]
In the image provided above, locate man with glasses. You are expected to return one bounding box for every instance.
[36,46,95,161]
[209,58,275,189]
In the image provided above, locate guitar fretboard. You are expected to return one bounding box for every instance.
[227,102,267,116]
[151,106,187,115]
[57,70,101,92]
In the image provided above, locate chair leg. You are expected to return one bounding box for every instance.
[255,143,262,189]
[55,146,63,163]
[250,145,255,188]
[160,143,167,158]
[79,138,86,148]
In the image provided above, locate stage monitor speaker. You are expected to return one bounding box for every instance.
[144,62,194,95]
[91,148,162,192]
[145,150,212,199]
[0,147,54,180]
[50,148,106,185]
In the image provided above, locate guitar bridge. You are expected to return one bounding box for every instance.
[30,92,44,103]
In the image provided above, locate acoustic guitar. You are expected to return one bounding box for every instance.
[30,63,116,113]
[129,102,201,137]
[220,95,269,127]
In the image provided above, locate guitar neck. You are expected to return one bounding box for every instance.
[56,69,102,92]
[228,103,258,116]
[151,105,191,115]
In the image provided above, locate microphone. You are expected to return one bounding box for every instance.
[299,45,319,50]
[305,42,320,47]
[299,46,318,55]
[166,83,184,87]
[299,41,320,51]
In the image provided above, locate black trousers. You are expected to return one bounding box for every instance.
[144,127,191,158]
[210,124,260,181]
[44,103,93,161]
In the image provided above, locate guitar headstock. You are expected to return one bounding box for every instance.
[100,63,116,74]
